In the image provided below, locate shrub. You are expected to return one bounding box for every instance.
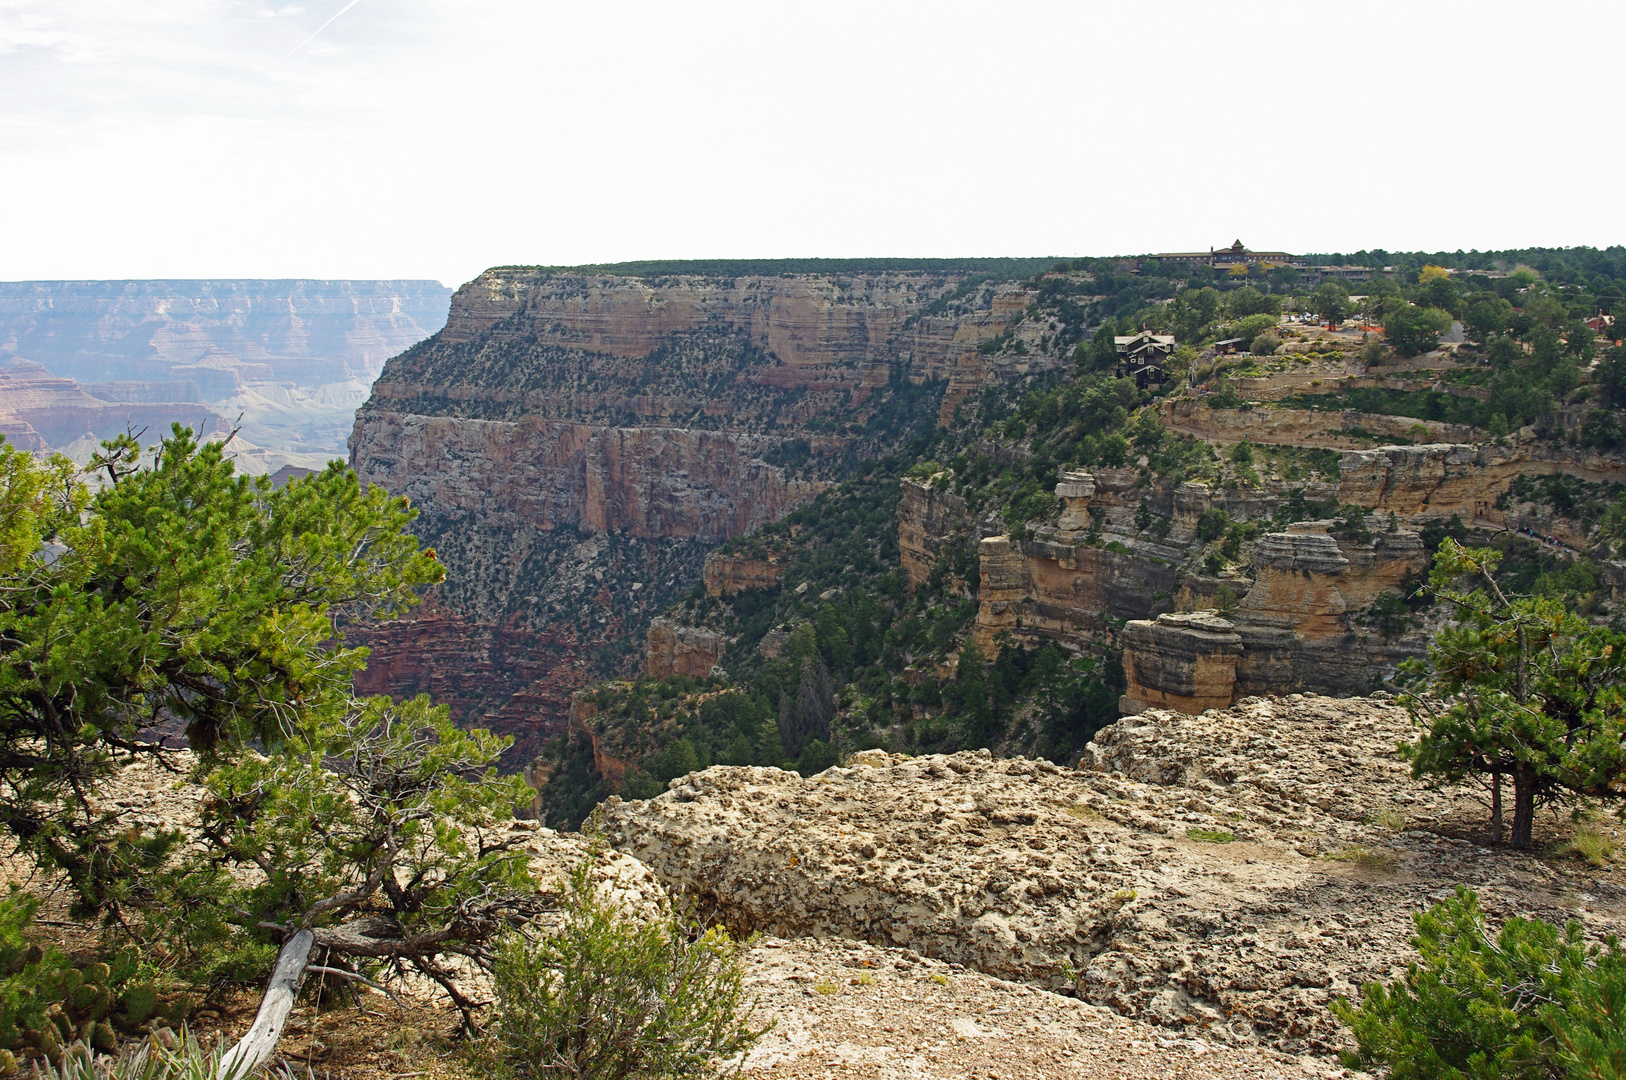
[494,858,767,1080]
[1186,828,1233,843]
[1250,332,1281,356]
[1196,508,1231,544]
[1232,313,1280,343]
[1333,887,1626,1080]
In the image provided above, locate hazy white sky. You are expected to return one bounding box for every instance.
[2,0,1622,287]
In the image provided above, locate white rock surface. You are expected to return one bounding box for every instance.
[605,694,1626,1054]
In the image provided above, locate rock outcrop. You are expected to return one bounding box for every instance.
[1117,524,1428,712]
[643,618,726,678]
[971,534,1182,655]
[604,694,1626,1055]
[351,266,1044,748]
[897,476,971,590]
[1119,612,1243,714]
[702,549,787,597]
[737,935,1325,1079]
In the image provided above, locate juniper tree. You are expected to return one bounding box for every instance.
[0,427,443,913]
[1399,539,1626,848]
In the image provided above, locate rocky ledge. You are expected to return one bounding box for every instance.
[603,693,1626,1055]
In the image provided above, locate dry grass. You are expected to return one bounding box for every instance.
[1325,845,1399,873]
[1065,804,1104,822]
[1560,816,1622,867]
[1364,806,1408,832]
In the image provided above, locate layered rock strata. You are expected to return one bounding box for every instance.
[972,534,1183,655]
[1116,523,1427,713]
[0,361,229,450]
[352,267,1047,747]
[702,549,787,597]
[604,694,1626,1055]
[1119,612,1243,714]
[643,618,726,679]
[968,443,1430,708]
[898,476,972,590]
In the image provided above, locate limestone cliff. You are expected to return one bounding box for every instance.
[897,475,971,590]
[701,548,787,596]
[642,618,726,679]
[350,265,1045,758]
[958,456,1430,712]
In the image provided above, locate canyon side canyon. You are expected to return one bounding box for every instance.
[346,260,1626,775]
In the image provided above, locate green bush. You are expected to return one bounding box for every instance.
[1231,313,1280,344]
[494,858,768,1080]
[1332,887,1626,1080]
[1250,332,1281,356]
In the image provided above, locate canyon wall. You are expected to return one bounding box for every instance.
[351,266,1042,759]
[923,451,1433,714]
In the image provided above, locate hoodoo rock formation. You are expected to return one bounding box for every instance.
[350,266,1051,757]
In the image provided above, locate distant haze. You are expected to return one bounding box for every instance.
[0,279,451,473]
[1,1,1622,284]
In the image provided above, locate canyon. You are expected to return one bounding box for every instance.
[348,262,1626,790]
[348,265,1049,758]
[0,279,451,473]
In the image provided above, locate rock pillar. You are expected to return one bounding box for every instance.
[1054,469,1097,534]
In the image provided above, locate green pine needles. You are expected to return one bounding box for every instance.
[1333,887,1625,1080]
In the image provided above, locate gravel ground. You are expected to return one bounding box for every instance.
[740,936,1353,1080]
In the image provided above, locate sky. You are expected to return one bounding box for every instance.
[2,0,1623,287]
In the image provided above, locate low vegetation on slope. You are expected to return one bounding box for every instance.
[538,248,1626,829]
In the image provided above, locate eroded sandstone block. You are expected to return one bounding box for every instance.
[1119,611,1243,715]
[642,617,725,679]
[1053,469,1096,533]
[897,476,970,590]
[702,549,785,597]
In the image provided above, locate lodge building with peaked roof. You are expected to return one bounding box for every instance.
[1146,240,1307,271]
